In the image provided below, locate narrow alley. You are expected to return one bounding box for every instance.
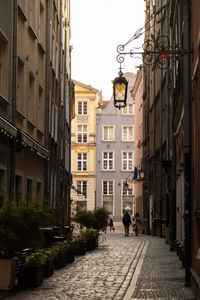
[1,231,194,300]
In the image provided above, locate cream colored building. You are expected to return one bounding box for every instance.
[0,0,73,213]
[71,81,101,211]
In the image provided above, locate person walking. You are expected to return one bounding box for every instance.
[109,218,115,232]
[122,211,131,236]
[132,212,140,236]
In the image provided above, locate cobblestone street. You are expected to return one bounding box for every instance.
[1,231,194,300]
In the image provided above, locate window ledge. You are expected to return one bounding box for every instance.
[37,128,44,136]
[16,110,26,120]
[38,42,45,55]
[0,94,10,106]
[27,119,36,129]
[18,6,27,21]
[28,25,37,40]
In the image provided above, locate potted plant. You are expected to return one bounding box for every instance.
[72,235,86,256]
[43,248,57,278]
[82,229,99,251]
[54,240,74,270]
[18,251,48,288]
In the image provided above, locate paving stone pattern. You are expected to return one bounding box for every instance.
[1,231,194,300]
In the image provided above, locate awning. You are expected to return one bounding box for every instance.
[0,116,18,138]
[20,131,49,160]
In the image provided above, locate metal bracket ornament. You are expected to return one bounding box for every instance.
[117,35,190,70]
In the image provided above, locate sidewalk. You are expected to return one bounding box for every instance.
[128,235,195,300]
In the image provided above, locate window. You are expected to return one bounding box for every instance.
[103,181,113,195]
[17,57,24,114]
[102,126,114,141]
[77,201,87,211]
[15,175,22,206]
[38,86,44,131]
[0,169,5,208]
[103,201,113,214]
[122,126,134,141]
[122,103,134,115]
[123,201,133,215]
[78,101,87,115]
[39,1,45,48]
[29,0,36,33]
[28,73,34,123]
[26,178,33,205]
[122,152,133,171]
[77,153,87,171]
[103,152,114,171]
[36,181,42,206]
[77,125,87,143]
[123,181,133,195]
[77,181,87,197]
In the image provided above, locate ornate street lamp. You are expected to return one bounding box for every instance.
[113,70,128,109]
[139,168,144,179]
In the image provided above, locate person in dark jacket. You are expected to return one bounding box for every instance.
[109,218,115,232]
[122,211,131,236]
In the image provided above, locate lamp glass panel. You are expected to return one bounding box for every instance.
[115,82,126,101]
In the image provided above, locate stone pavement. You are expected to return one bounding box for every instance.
[0,230,195,300]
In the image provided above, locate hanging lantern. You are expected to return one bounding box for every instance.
[113,71,128,109]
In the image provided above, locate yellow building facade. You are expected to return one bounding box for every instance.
[71,81,101,211]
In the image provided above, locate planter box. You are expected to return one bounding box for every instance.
[18,264,44,288]
[54,250,75,270]
[75,241,86,256]
[86,237,98,251]
[44,259,54,278]
[0,258,17,290]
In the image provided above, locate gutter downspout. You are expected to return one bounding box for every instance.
[153,3,156,236]
[57,0,63,206]
[45,0,51,204]
[9,0,18,196]
[63,16,67,224]
[183,0,192,287]
[159,3,163,237]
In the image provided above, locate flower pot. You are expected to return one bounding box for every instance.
[54,252,67,269]
[44,259,54,278]
[0,258,17,290]
[54,250,74,270]
[86,237,97,251]
[18,264,44,288]
[75,241,86,256]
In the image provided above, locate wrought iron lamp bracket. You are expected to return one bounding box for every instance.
[117,35,192,70]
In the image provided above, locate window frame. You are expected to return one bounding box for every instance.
[77,124,88,143]
[122,125,134,141]
[122,151,134,171]
[77,101,88,115]
[102,180,114,195]
[102,125,115,141]
[77,153,87,172]
[122,103,134,115]
[102,151,115,171]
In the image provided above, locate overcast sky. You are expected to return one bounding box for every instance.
[70,0,145,100]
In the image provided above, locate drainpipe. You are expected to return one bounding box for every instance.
[57,0,63,209]
[182,0,191,287]
[68,46,73,225]
[152,2,156,236]
[9,0,18,197]
[159,2,163,237]
[63,16,67,224]
[44,0,51,204]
